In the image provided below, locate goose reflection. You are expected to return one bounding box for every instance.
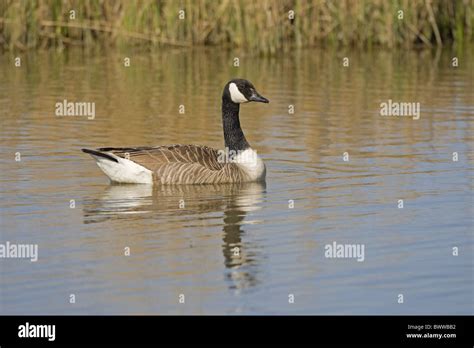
[83,182,266,290]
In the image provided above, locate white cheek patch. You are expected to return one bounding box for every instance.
[229,82,248,103]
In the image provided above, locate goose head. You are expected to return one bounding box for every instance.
[224,79,269,104]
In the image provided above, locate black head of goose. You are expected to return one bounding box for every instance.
[82,79,269,185]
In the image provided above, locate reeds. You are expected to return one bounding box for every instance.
[1,0,472,53]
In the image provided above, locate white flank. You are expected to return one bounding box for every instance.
[91,153,153,184]
[234,148,266,181]
[229,83,248,103]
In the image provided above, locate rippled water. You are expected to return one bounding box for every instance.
[0,46,472,314]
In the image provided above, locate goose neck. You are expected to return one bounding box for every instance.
[222,98,250,151]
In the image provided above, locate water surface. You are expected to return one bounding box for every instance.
[0,46,472,314]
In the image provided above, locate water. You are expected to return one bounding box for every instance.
[0,46,472,314]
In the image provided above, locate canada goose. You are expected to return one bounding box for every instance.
[82,79,269,184]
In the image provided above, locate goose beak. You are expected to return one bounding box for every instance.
[249,91,269,103]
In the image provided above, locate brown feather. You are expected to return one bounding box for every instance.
[97,145,250,184]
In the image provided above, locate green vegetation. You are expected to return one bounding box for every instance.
[1,0,472,53]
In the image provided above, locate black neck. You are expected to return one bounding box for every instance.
[222,96,250,151]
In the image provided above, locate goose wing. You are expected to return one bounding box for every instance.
[98,144,243,184]
[98,144,223,170]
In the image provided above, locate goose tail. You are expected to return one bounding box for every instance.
[82,148,153,184]
[82,148,119,163]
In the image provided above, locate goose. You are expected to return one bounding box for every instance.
[82,79,269,185]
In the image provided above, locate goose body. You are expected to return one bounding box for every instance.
[82,79,269,185]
